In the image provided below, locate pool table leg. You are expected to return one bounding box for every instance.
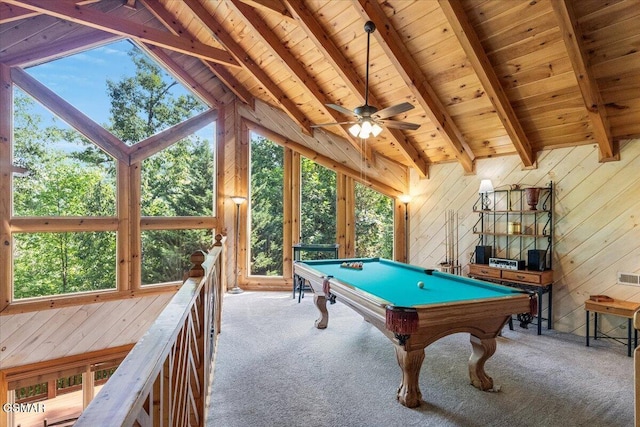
[394,346,425,408]
[313,294,328,329]
[468,335,496,391]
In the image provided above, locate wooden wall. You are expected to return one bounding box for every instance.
[408,140,640,336]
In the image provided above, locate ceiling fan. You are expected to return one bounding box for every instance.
[313,21,421,139]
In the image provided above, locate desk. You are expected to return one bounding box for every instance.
[293,257,533,408]
[585,298,640,357]
[292,243,339,302]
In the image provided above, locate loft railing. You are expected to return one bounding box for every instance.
[75,235,227,427]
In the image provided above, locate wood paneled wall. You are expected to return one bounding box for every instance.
[408,140,640,336]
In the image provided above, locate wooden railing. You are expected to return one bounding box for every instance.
[75,236,226,427]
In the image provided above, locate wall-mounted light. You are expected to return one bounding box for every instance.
[478,179,493,210]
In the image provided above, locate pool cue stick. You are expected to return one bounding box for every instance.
[444,210,448,266]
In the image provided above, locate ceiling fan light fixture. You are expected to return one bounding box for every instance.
[349,120,381,139]
[371,122,383,137]
[314,21,420,136]
[349,123,361,137]
[359,120,373,138]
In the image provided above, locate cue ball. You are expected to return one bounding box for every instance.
[417,281,424,289]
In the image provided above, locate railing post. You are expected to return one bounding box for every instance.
[189,250,207,278]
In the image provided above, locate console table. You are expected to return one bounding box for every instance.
[468,264,553,335]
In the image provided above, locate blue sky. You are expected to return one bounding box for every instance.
[22,39,197,128]
[15,39,214,156]
[24,40,138,127]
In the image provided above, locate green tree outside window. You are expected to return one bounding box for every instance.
[355,183,394,259]
[249,134,284,276]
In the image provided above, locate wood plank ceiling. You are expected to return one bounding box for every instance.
[1,0,639,180]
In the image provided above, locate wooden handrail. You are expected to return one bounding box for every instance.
[75,235,226,427]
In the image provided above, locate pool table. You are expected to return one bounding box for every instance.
[293,257,534,408]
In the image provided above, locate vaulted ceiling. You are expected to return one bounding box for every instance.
[2,0,639,180]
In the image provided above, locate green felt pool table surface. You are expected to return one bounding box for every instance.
[299,257,524,308]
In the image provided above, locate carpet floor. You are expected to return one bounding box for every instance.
[207,291,634,427]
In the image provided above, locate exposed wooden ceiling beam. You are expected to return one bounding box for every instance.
[130,109,218,164]
[227,0,374,164]
[236,0,294,22]
[3,0,242,69]
[282,0,429,178]
[0,2,38,23]
[354,0,475,174]
[10,67,130,163]
[138,0,254,107]
[182,0,313,135]
[439,0,536,168]
[123,0,137,10]
[550,0,617,162]
[0,0,100,24]
[2,31,120,67]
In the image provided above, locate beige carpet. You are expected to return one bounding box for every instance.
[207,291,634,427]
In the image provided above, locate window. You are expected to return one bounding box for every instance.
[355,183,394,259]
[141,229,212,285]
[13,232,116,299]
[12,90,117,217]
[249,133,284,276]
[7,39,217,301]
[141,125,215,217]
[25,40,200,139]
[12,88,118,300]
[300,157,336,244]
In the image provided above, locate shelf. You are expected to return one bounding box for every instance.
[473,181,553,270]
[474,232,549,238]
[473,210,550,214]
[491,187,545,193]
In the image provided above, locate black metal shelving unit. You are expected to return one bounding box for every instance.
[472,182,553,268]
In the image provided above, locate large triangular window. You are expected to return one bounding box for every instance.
[10,39,217,299]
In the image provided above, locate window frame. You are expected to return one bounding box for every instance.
[0,43,220,312]
[238,120,406,290]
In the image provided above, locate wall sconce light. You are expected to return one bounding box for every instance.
[478,179,494,210]
[230,196,246,294]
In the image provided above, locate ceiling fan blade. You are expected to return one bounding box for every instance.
[380,120,421,131]
[311,121,357,128]
[373,102,415,120]
[326,104,358,117]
